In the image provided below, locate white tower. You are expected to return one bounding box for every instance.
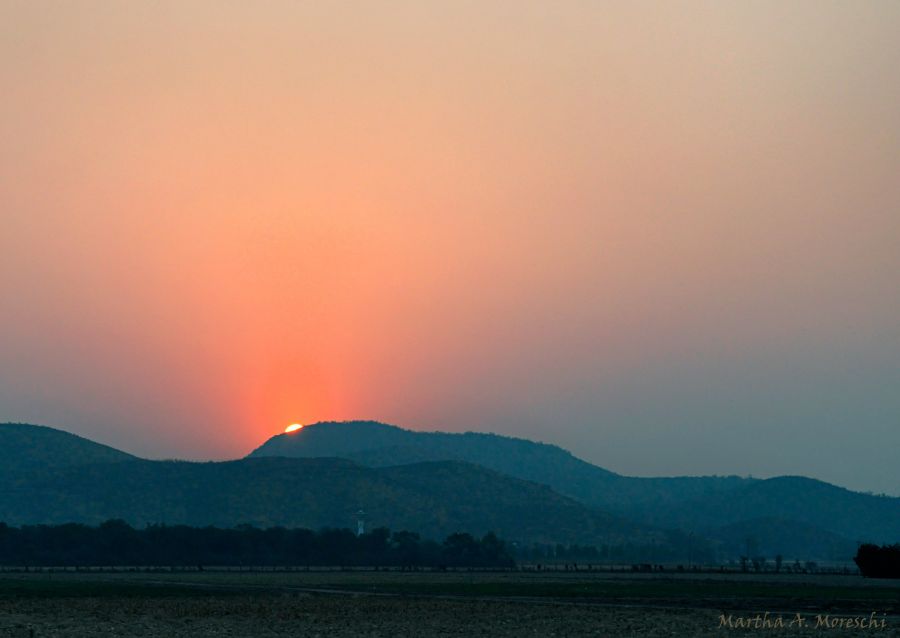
[356,509,365,536]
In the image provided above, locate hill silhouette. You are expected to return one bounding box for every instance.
[249,421,751,516]
[0,422,134,477]
[0,424,685,555]
[4,422,897,561]
[250,421,900,548]
[651,476,900,544]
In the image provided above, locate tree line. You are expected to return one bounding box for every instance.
[0,520,514,568]
[854,544,900,579]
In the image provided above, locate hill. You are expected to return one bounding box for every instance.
[249,421,900,550]
[0,422,134,477]
[652,476,900,545]
[707,518,858,562]
[5,422,897,561]
[0,424,690,555]
[0,455,687,554]
[249,421,751,516]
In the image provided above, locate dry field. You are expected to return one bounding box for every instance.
[1,570,898,637]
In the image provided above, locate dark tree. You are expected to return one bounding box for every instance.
[855,544,900,579]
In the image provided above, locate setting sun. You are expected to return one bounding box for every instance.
[284,424,304,434]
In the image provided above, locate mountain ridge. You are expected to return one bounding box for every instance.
[248,421,753,515]
[249,420,900,547]
[0,422,136,477]
[3,421,896,561]
[0,456,676,552]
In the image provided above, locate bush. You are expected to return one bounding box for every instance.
[854,543,900,579]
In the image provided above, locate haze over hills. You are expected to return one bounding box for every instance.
[250,421,900,551]
[0,423,678,555]
[248,421,752,517]
[3,421,898,561]
[650,476,900,545]
[707,518,858,563]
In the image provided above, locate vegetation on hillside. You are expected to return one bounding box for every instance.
[3,422,892,564]
[0,422,134,477]
[248,421,751,517]
[0,452,697,558]
[250,421,900,549]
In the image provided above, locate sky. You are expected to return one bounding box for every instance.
[1,1,898,495]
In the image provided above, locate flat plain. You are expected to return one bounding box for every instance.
[1,569,898,637]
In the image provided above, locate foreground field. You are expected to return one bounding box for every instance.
[0,570,897,637]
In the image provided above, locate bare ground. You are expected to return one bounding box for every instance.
[1,571,898,637]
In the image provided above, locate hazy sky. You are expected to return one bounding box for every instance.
[2,2,898,495]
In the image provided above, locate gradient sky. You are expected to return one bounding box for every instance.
[2,2,898,495]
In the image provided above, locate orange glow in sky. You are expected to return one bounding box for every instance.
[1,1,899,495]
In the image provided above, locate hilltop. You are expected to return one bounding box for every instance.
[0,423,682,555]
[250,421,900,551]
[0,422,135,477]
[249,421,751,516]
[3,421,897,561]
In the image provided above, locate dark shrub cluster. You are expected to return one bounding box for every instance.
[854,543,900,578]
[0,520,514,568]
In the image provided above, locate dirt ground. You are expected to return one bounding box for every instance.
[1,571,897,637]
[3,595,899,638]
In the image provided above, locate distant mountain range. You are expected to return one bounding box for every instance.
[0,423,675,557]
[250,421,900,558]
[248,421,751,516]
[3,420,898,562]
